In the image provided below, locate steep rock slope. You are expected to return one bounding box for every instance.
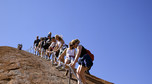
[0,46,113,84]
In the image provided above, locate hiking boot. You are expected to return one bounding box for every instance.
[59,67,66,71]
[47,58,50,61]
[53,62,57,66]
[56,65,62,69]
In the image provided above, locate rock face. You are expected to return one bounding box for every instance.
[0,46,113,84]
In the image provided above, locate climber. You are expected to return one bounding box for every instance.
[46,37,57,63]
[43,35,52,60]
[48,32,52,37]
[33,36,40,55]
[37,37,45,58]
[17,44,23,50]
[58,41,76,75]
[54,35,68,69]
[70,39,93,84]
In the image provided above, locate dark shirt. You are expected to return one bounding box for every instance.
[43,38,52,49]
[80,45,87,58]
[34,39,40,47]
[46,38,51,44]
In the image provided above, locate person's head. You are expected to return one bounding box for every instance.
[48,32,52,34]
[55,35,62,41]
[36,36,39,40]
[51,37,56,42]
[48,32,52,37]
[71,39,80,48]
[69,42,74,49]
[48,35,51,39]
[40,37,45,41]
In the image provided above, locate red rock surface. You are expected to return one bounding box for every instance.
[0,46,113,84]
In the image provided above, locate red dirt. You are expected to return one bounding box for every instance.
[0,46,113,84]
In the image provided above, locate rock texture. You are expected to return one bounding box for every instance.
[0,46,113,84]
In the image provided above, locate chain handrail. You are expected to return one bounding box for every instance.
[26,46,35,54]
[57,59,82,84]
[26,47,82,84]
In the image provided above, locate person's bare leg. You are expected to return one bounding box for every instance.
[65,59,70,68]
[62,57,64,63]
[77,65,82,84]
[46,51,50,60]
[80,66,88,84]
[38,49,41,56]
[34,47,36,55]
[64,59,70,76]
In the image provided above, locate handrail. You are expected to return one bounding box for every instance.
[26,46,35,54]
[58,60,82,84]
[68,64,82,84]
[27,47,82,84]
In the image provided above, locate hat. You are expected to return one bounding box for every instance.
[48,34,51,37]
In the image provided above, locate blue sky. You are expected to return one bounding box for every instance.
[0,0,152,84]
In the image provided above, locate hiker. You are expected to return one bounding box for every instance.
[70,39,93,84]
[43,35,52,59]
[37,37,45,58]
[44,32,52,42]
[48,32,52,37]
[54,35,68,69]
[46,37,57,63]
[33,36,40,55]
[58,42,76,75]
[17,44,23,50]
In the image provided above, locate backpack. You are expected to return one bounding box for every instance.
[62,44,68,50]
[86,49,94,61]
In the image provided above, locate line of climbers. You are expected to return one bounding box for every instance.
[33,32,94,84]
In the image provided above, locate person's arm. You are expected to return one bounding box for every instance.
[71,45,82,67]
[33,40,36,47]
[58,43,63,50]
[74,49,76,57]
[54,40,64,52]
[47,46,52,54]
[53,44,59,52]
[34,40,36,45]
[37,42,41,48]
[58,48,67,60]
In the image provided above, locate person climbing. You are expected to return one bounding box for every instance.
[54,35,68,69]
[33,36,40,55]
[37,37,45,58]
[70,39,93,84]
[58,42,76,74]
[43,35,52,60]
[48,32,52,37]
[44,32,52,42]
[46,37,57,63]
[17,44,23,50]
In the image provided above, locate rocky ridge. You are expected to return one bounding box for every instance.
[0,46,113,84]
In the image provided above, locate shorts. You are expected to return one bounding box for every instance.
[66,56,75,63]
[59,47,66,56]
[41,48,46,52]
[78,54,93,68]
[55,50,60,57]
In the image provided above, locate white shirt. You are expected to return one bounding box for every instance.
[66,48,75,61]
[56,41,62,48]
[49,42,56,48]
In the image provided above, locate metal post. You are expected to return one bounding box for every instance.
[33,46,34,54]
[56,58,82,84]
[52,52,54,65]
[68,57,71,84]
[68,65,82,84]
